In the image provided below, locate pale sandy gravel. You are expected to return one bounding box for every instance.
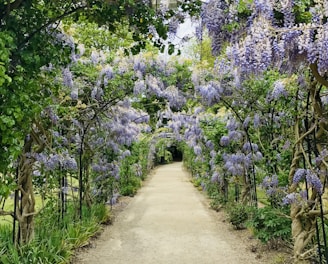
[74,162,277,264]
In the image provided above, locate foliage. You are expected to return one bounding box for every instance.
[120,176,142,197]
[226,203,250,230]
[247,206,292,248]
[0,202,109,264]
[154,138,174,164]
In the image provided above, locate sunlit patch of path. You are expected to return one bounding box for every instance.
[77,162,262,264]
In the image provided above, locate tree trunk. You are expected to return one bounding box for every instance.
[16,137,36,244]
[289,71,327,262]
[291,203,316,263]
[15,123,47,244]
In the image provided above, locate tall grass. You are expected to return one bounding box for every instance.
[0,202,110,264]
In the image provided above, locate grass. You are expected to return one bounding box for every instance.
[256,188,271,207]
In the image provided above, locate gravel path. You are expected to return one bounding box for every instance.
[75,162,269,264]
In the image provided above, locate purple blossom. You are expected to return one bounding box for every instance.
[254,0,273,18]
[62,68,73,88]
[282,193,298,205]
[164,85,186,109]
[133,163,143,177]
[254,151,263,161]
[224,153,246,176]
[206,140,214,150]
[195,24,203,41]
[71,87,78,100]
[91,50,99,64]
[293,169,306,184]
[133,57,146,73]
[101,65,114,84]
[168,17,180,35]
[193,145,202,156]
[242,142,259,153]
[146,75,163,97]
[44,154,61,170]
[253,113,261,128]
[92,164,103,173]
[211,172,218,182]
[220,135,230,146]
[121,150,131,158]
[194,107,204,115]
[91,86,104,101]
[271,80,288,100]
[210,150,217,158]
[34,153,47,163]
[316,148,328,165]
[62,156,78,170]
[228,130,243,141]
[243,116,251,128]
[266,188,277,197]
[44,107,59,124]
[108,193,120,205]
[226,118,239,131]
[197,81,221,106]
[300,190,308,200]
[134,80,146,95]
[262,175,278,189]
[306,171,323,194]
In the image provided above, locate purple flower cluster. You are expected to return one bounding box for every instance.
[306,171,323,194]
[242,142,259,153]
[253,113,261,128]
[211,171,223,185]
[168,17,180,35]
[282,193,298,205]
[270,80,288,100]
[293,169,307,184]
[100,65,114,86]
[134,80,146,95]
[133,163,143,178]
[109,161,120,180]
[220,136,230,146]
[197,81,221,106]
[226,118,239,131]
[145,74,164,97]
[223,153,246,176]
[62,67,73,88]
[164,85,186,109]
[261,174,279,195]
[34,152,77,171]
[92,159,110,173]
[193,145,202,156]
[293,168,323,194]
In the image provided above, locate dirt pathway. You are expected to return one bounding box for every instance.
[75,162,268,264]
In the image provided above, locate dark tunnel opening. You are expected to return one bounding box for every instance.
[167,145,183,162]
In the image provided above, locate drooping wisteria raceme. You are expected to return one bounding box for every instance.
[202,1,328,75]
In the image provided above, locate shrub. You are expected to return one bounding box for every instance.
[227,203,250,229]
[247,206,291,248]
[207,186,227,212]
[120,176,141,196]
